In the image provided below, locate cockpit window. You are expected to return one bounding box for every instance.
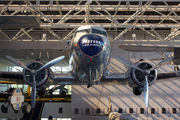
[74,29,90,38]
[102,31,107,37]
[92,28,107,37]
[92,28,102,35]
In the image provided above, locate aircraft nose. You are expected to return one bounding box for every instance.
[78,34,104,57]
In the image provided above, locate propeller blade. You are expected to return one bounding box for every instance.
[150,56,174,71]
[31,76,36,108]
[116,56,144,72]
[37,56,65,72]
[6,55,31,71]
[144,76,149,108]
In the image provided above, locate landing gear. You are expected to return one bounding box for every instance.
[87,83,92,88]
[87,68,92,88]
[133,87,143,95]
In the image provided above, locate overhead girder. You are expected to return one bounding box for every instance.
[3,4,180,12]
[1,1,180,42]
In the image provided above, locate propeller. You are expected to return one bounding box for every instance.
[116,56,144,72]
[37,56,65,72]
[6,55,65,108]
[6,55,31,71]
[144,76,149,108]
[116,56,174,108]
[31,76,36,108]
[150,56,174,71]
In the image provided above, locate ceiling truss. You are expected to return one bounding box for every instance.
[0,1,180,42]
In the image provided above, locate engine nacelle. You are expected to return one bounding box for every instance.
[131,62,157,87]
[23,61,50,87]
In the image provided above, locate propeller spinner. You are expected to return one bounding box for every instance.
[116,56,174,108]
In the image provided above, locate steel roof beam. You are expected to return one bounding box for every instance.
[11,28,34,41]
[122,1,151,25]
[40,23,180,28]
[114,1,151,40]
[149,7,180,24]
[163,2,180,41]
[142,19,163,41]
[46,27,63,41]
[27,1,53,24]
[3,14,177,20]
[96,1,121,26]
[56,1,82,25]
[4,4,180,12]
[0,0,13,15]
[92,8,117,26]
[1,0,180,1]
[63,19,85,41]
[85,2,90,24]
[0,30,11,41]
[61,9,84,23]
[55,1,63,17]
[113,19,140,41]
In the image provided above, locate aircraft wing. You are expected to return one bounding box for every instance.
[53,73,78,84]
[102,71,180,85]
[0,71,24,83]
[1,71,179,85]
[101,73,130,85]
[156,71,180,82]
[0,71,78,85]
[118,44,180,52]
[53,73,130,85]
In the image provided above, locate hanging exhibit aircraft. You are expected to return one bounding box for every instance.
[0,25,179,109]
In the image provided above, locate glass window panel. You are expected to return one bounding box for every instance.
[140,108,144,114]
[74,29,90,38]
[129,108,133,113]
[92,28,101,35]
[102,31,107,37]
[162,108,166,114]
[118,108,122,113]
[74,108,79,114]
[173,108,176,114]
[151,108,155,114]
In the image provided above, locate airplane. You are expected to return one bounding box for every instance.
[0,25,179,109]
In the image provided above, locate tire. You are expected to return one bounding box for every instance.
[133,87,142,95]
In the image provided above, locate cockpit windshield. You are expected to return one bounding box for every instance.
[74,29,90,38]
[92,28,107,37]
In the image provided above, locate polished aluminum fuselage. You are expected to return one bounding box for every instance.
[69,31,111,84]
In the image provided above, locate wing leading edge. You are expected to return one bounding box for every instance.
[0,71,25,84]
[53,73,78,84]
[53,73,130,85]
[1,71,180,85]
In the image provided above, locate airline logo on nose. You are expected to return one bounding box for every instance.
[82,40,101,47]
[78,34,104,57]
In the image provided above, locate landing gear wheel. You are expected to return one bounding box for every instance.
[133,87,142,95]
[87,83,92,88]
